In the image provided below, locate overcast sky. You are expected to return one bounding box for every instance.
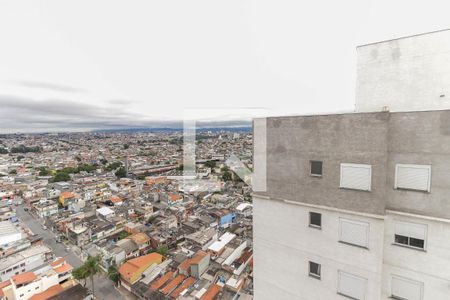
[0,0,449,133]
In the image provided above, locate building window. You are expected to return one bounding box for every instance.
[310,161,323,177]
[394,221,427,250]
[395,164,431,192]
[337,271,367,300]
[309,212,322,229]
[339,218,369,248]
[308,261,321,279]
[391,275,423,300]
[340,163,372,191]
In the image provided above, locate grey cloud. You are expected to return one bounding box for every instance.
[0,94,250,133]
[11,80,87,93]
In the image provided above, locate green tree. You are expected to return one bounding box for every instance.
[156,244,168,256]
[0,147,8,154]
[222,170,232,181]
[205,160,216,168]
[77,164,97,173]
[118,231,129,240]
[115,167,127,178]
[9,169,17,175]
[52,172,71,182]
[105,161,122,172]
[123,144,130,150]
[147,216,157,224]
[107,265,120,285]
[38,167,51,176]
[72,265,88,287]
[11,145,41,153]
[83,256,102,296]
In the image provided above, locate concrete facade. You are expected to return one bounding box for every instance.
[254,110,450,299]
[387,110,450,219]
[254,197,385,300]
[264,112,389,215]
[356,29,450,113]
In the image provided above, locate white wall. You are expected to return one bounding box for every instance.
[356,30,450,113]
[253,196,385,300]
[382,212,450,299]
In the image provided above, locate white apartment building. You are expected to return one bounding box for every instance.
[254,29,450,300]
[1,258,73,300]
[0,245,53,281]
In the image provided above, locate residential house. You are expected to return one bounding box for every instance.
[118,253,163,291]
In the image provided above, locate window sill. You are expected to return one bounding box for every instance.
[308,224,322,230]
[338,241,369,250]
[310,174,322,178]
[394,187,430,194]
[337,292,359,300]
[339,187,371,193]
[308,274,321,280]
[391,243,426,252]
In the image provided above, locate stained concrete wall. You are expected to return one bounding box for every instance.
[263,110,450,219]
[356,29,450,113]
[387,110,450,219]
[265,112,389,216]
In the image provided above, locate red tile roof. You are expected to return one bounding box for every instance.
[170,277,196,299]
[12,272,37,285]
[50,258,65,268]
[60,192,74,199]
[54,263,73,274]
[149,271,173,291]
[0,280,11,289]
[179,250,208,272]
[119,253,163,282]
[29,284,64,300]
[160,274,186,295]
[200,284,221,300]
[111,196,122,203]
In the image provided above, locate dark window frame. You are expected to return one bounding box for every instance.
[394,234,425,250]
[308,261,321,279]
[310,160,323,177]
[309,212,322,229]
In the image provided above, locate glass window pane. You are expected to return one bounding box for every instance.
[309,212,322,227]
[310,161,323,176]
[394,234,409,245]
[309,261,321,277]
[409,238,425,249]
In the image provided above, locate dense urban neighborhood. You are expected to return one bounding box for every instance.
[0,129,254,300]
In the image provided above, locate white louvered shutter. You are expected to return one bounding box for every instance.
[338,271,367,300]
[340,163,372,191]
[395,164,431,192]
[339,218,369,248]
[391,276,423,300]
[394,221,427,241]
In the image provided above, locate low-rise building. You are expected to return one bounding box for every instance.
[33,200,58,218]
[118,253,163,291]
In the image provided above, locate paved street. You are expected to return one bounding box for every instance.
[15,203,126,300]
